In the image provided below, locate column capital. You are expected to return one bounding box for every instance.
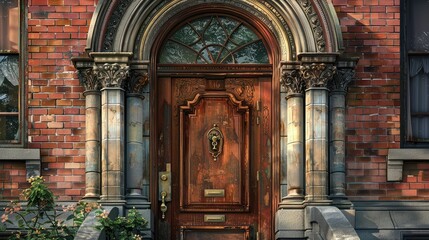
[280,61,305,96]
[329,56,359,92]
[127,69,149,95]
[127,61,150,96]
[93,63,130,89]
[90,52,133,89]
[300,63,336,89]
[298,53,338,88]
[72,56,100,91]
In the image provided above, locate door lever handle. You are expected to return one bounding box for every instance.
[160,191,167,219]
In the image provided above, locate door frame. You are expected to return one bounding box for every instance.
[149,6,281,239]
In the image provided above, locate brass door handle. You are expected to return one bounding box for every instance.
[160,191,167,219]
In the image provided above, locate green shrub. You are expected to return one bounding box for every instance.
[1,177,96,239]
[95,207,148,240]
[1,176,148,240]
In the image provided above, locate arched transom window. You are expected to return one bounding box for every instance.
[159,15,269,64]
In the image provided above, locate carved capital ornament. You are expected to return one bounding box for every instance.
[127,70,149,95]
[93,63,130,89]
[77,67,100,91]
[329,68,355,92]
[281,68,305,95]
[301,63,336,88]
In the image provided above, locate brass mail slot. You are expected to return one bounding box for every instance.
[204,214,226,223]
[204,189,225,197]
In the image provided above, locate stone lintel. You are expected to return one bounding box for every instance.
[72,55,93,69]
[0,148,41,179]
[298,52,338,64]
[130,60,150,70]
[280,60,301,70]
[387,149,429,181]
[90,52,133,64]
[336,56,359,69]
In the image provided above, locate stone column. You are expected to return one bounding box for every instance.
[300,53,337,203]
[280,62,305,203]
[73,57,101,201]
[328,57,358,207]
[125,68,149,202]
[91,52,132,205]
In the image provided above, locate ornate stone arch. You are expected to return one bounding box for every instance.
[85,0,344,61]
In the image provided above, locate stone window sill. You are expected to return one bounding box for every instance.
[0,148,41,178]
[387,149,429,181]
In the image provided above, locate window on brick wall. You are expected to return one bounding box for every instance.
[0,0,21,144]
[402,0,429,146]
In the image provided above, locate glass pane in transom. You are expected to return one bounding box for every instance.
[159,15,268,64]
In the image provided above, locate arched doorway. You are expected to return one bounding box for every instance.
[73,0,350,239]
[151,12,279,239]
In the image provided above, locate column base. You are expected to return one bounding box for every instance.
[280,195,305,208]
[82,193,100,202]
[99,199,127,216]
[303,199,332,207]
[126,194,149,205]
[331,196,353,209]
[275,208,305,239]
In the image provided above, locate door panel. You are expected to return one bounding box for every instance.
[180,93,250,212]
[155,75,272,240]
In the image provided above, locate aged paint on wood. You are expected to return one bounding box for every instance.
[155,74,272,240]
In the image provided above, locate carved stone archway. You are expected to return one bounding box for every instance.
[73,0,359,239]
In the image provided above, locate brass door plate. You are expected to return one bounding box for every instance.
[204,214,226,223]
[159,171,171,202]
[204,189,225,197]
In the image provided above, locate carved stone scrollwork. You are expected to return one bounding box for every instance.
[301,63,336,88]
[298,0,326,52]
[94,63,130,89]
[281,68,305,95]
[77,67,100,91]
[127,70,149,95]
[329,68,355,92]
[329,57,359,92]
[103,0,133,51]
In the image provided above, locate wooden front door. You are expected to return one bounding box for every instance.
[154,67,272,240]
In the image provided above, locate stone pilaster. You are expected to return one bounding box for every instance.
[91,52,132,206]
[280,61,305,204]
[328,57,358,207]
[125,66,149,202]
[73,57,101,202]
[300,53,337,203]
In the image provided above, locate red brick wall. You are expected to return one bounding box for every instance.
[335,0,429,200]
[2,0,424,201]
[23,0,96,200]
[0,161,26,199]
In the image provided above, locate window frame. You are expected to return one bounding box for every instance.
[0,0,26,147]
[400,0,429,148]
